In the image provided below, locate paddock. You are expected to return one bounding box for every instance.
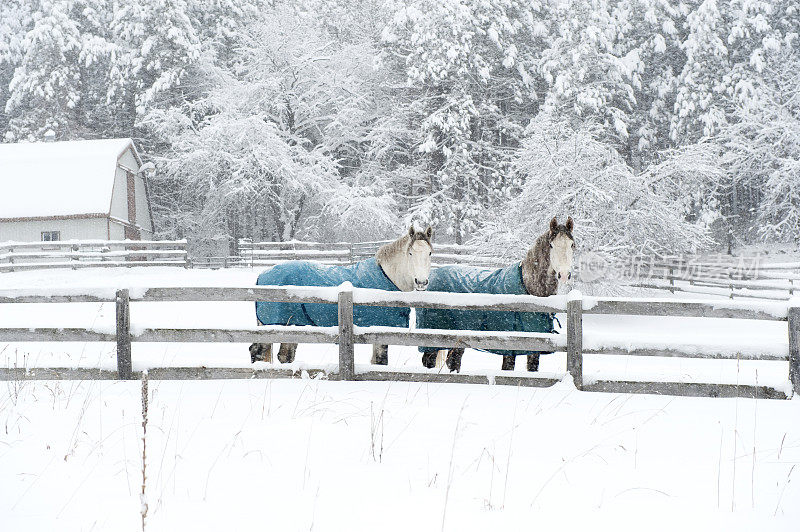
[2,266,798,530]
[0,266,796,400]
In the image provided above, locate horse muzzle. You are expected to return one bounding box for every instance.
[414,278,429,291]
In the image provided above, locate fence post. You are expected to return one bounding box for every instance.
[668,265,674,294]
[338,283,355,381]
[567,290,583,390]
[116,289,133,380]
[788,305,800,396]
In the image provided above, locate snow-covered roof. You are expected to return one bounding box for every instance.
[0,138,139,220]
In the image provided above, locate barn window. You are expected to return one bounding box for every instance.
[41,231,61,242]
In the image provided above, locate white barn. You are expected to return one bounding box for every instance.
[0,138,154,242]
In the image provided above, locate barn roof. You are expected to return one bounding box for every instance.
[0,138,140,220]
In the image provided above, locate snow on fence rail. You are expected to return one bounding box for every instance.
[0,239,188,271]
[238,242,800,300]
[618,255,800,300]
[237,239,507,268]
[4,237,798,303]
[0,285,797,399]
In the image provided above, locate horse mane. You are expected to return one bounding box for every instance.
[376,230,431,265]
[376,234,409,265]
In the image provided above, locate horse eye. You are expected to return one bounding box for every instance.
[572,243,575,249]
[549,243,553,249]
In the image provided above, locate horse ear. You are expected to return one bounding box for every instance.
[425,225,433,240]
[566,216,574,232]
[408,225,415,237]
[549,217,558,233]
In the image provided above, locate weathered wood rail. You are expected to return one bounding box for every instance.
[238,239,507,268]
[0,285,796,399]
[630,255,800,300]
[238,241,800,301]
[7,237,794,305]
[0,239,188,271]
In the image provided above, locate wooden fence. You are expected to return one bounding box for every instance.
[0,240,188,272]
[5,237,796,303]
[629,256,800,301]
[0,285,796,400]
[237,240,506,269]
[238,241,800,300]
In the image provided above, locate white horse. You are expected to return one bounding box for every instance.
[250,224,433,365]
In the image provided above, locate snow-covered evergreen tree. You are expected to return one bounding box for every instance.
[0,0,32,138]
[4,0,113,140]
[538,0,639,158]
[609,0,685,167]
[108,0,201,134]
[719,51,800,242]
[672,0,797,142]
[380,0,545,243]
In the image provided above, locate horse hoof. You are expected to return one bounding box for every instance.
[249,343,261,363]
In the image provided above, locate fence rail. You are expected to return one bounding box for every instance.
[612,253,800,300]
[237,239,507,268]
[6,238,796,303]
[0,285,796,399]
[237,242,800,300]
[0,239,188,271]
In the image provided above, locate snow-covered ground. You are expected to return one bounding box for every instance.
[1,266,798,530]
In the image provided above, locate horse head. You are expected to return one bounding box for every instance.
[377,224,433,291]
[406,224,433,291]
[548,216,575,289]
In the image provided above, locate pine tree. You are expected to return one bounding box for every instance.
[108,0,201,135]
[0,1,32,138]
[719,51,800,242]
[609,0,686,167]
[379,0,545,243]
[4,0,113,140]
[672,0,795,142]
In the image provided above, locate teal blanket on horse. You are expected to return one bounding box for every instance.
[255,257,409,328]
[417,263,554,356]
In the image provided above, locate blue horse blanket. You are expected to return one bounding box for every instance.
[256,257,409,328]
[417,263,554,356]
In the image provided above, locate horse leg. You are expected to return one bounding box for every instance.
[249,342,273,363]
[277,343,297,363]
[501,355,516,371]
[421,350,438,369]
[526,354,540,372]
[435,350,446,368]
[249,317,272,363]
[371,344,389,365]
[445,348,464,373]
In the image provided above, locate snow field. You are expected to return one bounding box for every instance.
[1,377,798,531]
[0,266,798,530]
